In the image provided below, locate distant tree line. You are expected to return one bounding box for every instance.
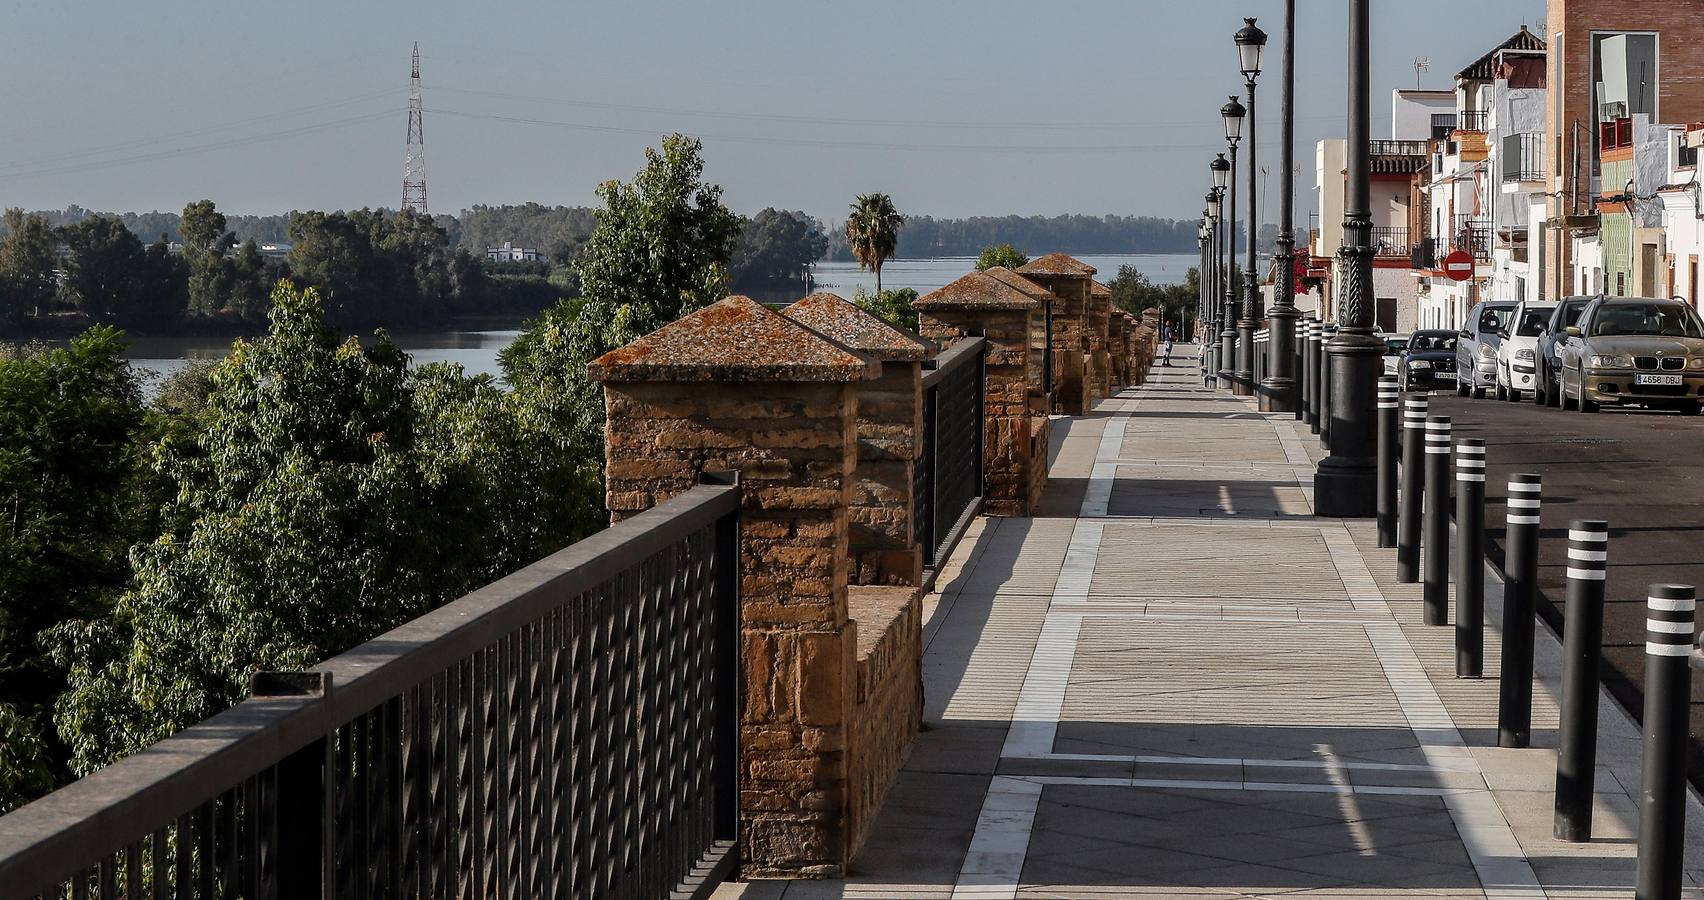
[826,214,1208,260]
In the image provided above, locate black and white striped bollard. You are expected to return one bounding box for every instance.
[1497,474,1541,749]
[1554,519,1608,843]
[1396,393,1428,583]
[1635,583,1696,900]
[1454,440,1487,677]
[1306,320,1321,433]
[1319,332,1333,450]
[1422,416,1452,625]
[1376,376,1399,548]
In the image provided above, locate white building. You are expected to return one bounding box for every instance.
[486,240,547,263]
[1652,125,1704,305]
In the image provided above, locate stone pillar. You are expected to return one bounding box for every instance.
[1016,253,1099,415]
[783,292,932,587]
[914,270,1048,517]
[1108,310,1130,389]
[590,295,879,878]
[1088,279,1114,401]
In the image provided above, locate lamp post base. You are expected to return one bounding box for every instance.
[1234,319,1257,396]
[1259,306,1301,413]
[1312,330,1383,518]
[1314,457,1378,517]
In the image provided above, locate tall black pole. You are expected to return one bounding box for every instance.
[1554,519,1608,843]
[1313,0,1381,516]
[1235,77,1258,397]
[1455,439,1486,677]
[1636,583,1695,900]
[1261,0,1299,413]
[1375,375,1398,548]
[1422,415,1452,625]
[1220,139,1240,391]
[1498,474,1542,749]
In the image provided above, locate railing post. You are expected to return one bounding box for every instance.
[1454,440,1487,677]
[1636,583,1696,900]
[252,672,333,900]
[1554,519,1607,843]
[1498,474,1542,749]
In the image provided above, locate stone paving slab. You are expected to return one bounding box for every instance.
[717,351,1704,900]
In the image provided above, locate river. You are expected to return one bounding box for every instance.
[114,253,1197,387]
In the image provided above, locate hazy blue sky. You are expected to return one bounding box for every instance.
[0,0,1545,225]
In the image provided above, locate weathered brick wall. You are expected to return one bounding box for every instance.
[916,306,1044,517]
[1033,277,1089,414]
[844,586,922,859]
[849,362,923,586]
[1087,288,1112,402]
[1108,313,1131,387]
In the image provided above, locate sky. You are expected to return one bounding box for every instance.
[0,0,1546,227]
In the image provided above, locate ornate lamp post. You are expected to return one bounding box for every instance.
[1218,98,1244,391]
[1314,0,1381,516]
[1207,169,1227,383]
[1260,1,1301,413]
[1232,17,1266,398]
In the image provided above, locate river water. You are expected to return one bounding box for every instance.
[114,253,1196,387]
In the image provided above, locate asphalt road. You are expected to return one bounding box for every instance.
[1427,389,1704,776]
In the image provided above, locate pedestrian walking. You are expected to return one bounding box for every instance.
[1162,322,1175,367]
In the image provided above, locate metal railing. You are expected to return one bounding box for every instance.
[1412,238,1439,270]
[1458,109,1489,132]
[1502,132,1545,183]
[1452,216,1492,261]
[1371,227,1411,259]
[1369,140,1429,158]
[0,482,744,900]
[917,337,985,589]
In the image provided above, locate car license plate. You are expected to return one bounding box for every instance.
[1636,374,1683,386]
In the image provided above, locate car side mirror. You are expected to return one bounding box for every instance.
[1565,326,1581,337]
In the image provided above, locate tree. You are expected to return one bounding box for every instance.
[0,328,159,808]
[58,216,187,328]
[853,287,919,333]
[729,209,828,290]
[1106,264,1199,334]
[0,209,60,324]
[49,281,596,773]
[976,243,1028,272]
[844,193,904,293]
[178,200,229,255]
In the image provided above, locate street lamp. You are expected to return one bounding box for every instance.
[1261,0,1302,415]
[1233,17,1266,399]
[1314,0,1381,516]
[1218,97,1244,391]
[1205,190,1223,381]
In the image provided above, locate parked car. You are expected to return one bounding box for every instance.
[1494,300,1556,402]
[1383,333,1410,376]
[1398,330,1458,393]
[1455,300,1517,398]
[1557,296,1704,414]
[1535,296,1595,407]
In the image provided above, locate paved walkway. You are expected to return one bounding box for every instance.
[724,350,1704,899]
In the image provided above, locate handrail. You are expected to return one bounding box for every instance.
[922,336,986,389]
[0,481,741,898]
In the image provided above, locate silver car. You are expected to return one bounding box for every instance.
[1558,296,1704,414]
[1455,300,1516,399]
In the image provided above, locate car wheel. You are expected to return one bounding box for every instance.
[1472,386,1486,399]
[1679,401,1702,416]
[1578,378,1598,413]
[1455,378,1469,397]
[1560,372,1576,410]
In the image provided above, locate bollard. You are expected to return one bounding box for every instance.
[1635,583,1695,900]
[1497,474,1542,749]
[1553,520,1608,843]
[1396,393,1428,583]
[1305,320,1320,432]
[1422,415,1452,625]
[1454,440,1487,677]
[1376,376,1399,548]
[1319,330,1333,448]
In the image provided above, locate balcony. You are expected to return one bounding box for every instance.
[1502,132,1545,183]
[1369,139,1429,158]
[1371,226,1410,259]
[1430,113,1457,141]
[1452,215,1492,261]
[1458,109,1489,132]
[1411,237,1439,270]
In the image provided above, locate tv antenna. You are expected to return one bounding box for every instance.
[1413,57,1430,89]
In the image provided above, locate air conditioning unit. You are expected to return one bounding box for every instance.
[1686,126,1704,149]
[1601,101,1628,120]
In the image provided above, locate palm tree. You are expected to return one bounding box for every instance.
[844,193,905,294]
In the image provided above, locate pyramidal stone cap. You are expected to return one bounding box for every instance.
[588,295,879,383]
[1016,252,1097,278]
[981,266,1053,301]
[913,271,1041,312]
[1089,280,1113,298]
[782,292,932,362]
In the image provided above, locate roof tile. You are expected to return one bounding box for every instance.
[982,266,1054,300]
[913,272,1040,311]
[783,292,931,361]
[1016,252,1097,277]
[588,295,878,383]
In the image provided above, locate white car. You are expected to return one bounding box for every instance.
[1495,300,1557,402]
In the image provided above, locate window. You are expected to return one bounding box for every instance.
[1589,302,1704,338]
[1617,271,1626,296]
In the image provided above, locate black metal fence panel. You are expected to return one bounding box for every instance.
[0,483,743,900]
[919,338,986,586]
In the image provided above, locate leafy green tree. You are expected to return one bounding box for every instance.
[853,286,920,333]
[844,193,905,294]
[50,281,595,772]
[729,209,827,291]
[975,243,1028,271]
[178,200,230,255]
[0,209,60,324]
[0,328,159,808]
[58,216,185,328]
[1106,264,1199,334]
[287,208,459,329]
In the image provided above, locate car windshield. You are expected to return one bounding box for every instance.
[1515,309,1549,336]
[1384,338,1407,354]
[1559,302,1588,327]
[1409,333,1457,352]
[1478,307,1514,334]
[1588,303,1704,338]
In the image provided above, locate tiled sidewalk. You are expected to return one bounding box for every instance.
[721,351,1704,899]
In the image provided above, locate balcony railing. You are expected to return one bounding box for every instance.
[1452,215,1492,261]
[916,337,985,587]
[1412,238,1439,270]
[0,482,745,900]
[1369,140,1429,158]
[1371,226,1410,258]
[1503,132,1545,183]
[1458,109,1489,132]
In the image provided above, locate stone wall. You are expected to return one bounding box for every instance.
[1017,254,1099,415]
[845,586,922,859]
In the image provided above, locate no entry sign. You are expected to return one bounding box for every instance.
[1443,249,1474,282]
